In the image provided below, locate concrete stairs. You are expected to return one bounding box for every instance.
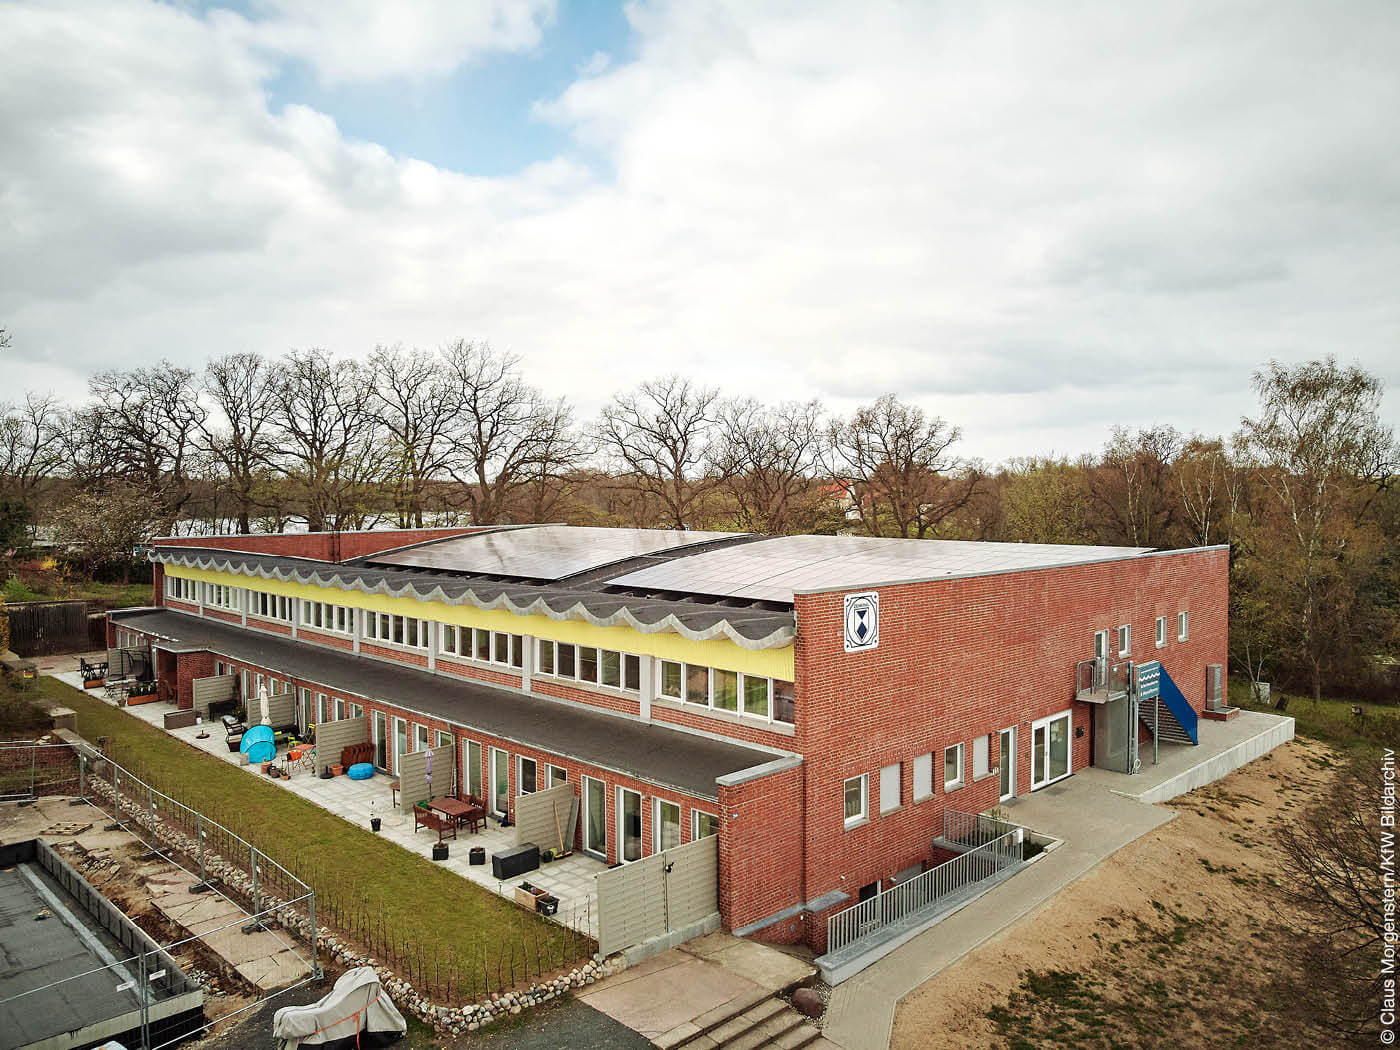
[662,993,837,1050]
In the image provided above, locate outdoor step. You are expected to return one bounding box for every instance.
[677,989,778,1045]
[703,998,788,1045]
[721,1008,803,1050]
[769,1021,824,1049]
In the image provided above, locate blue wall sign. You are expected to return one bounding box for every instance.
[1136,661,1161,700]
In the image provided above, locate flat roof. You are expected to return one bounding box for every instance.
[150,546,796,650]
[608,534,1157,603]
[110,609,781,800]
[365,524,743,580]
[0,859,144,1048]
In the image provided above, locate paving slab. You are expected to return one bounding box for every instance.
[681,931,814,994]
[578,951,763,1043]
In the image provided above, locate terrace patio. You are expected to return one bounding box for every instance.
[52,671,606,938]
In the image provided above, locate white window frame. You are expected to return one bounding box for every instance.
[517,755,538,795]
[692,809,719,840]
[364,611,429,650]
[653,797,682,853]
[1031,708,1074,789]
[879,762,902,814]
[1178,611,1189,642]
[912,752,934,801]
[843,774,868,829]
[582,775,607,858]
[656,659,793,726]
[538,638,638,692]
[1155,616,1167,648]
[944,743,965,792]
[1116,624,1131,657]
[617,786,643,863]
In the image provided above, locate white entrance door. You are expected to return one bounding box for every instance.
[999,727,1017,800]
[491,748,510,818]
[617,788,642,863]
[1031,711,1073,789]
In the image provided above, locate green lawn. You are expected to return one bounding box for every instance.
[31,676,592,1002]
[4,574,151,609]
[1229,677,1398,755]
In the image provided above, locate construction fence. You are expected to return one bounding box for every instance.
[0,740,320,1050]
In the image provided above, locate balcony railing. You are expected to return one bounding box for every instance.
[1075,656,1131,703]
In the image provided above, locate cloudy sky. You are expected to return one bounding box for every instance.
[2,0,1397,463]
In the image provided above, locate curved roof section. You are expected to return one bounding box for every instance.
[149,545,796,650]
[609,534,1157,603]
[362,524,741,580]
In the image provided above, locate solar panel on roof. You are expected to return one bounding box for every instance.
[369,525,740,581]
[608,535,1155,603]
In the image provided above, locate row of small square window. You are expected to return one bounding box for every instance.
[657,660,796,725]
[172,578,789,722]
[1108,612,1189,657]
[537,639,643,692]
[843,742,980,827]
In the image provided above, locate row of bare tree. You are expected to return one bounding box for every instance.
[1,346,1396,698]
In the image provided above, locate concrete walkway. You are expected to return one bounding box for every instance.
[50,672,606,937]
[822,711,1294,1050]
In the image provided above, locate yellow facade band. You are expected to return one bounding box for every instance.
[164,565,795,681]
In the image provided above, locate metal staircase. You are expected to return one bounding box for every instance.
[1136,665,1199,746]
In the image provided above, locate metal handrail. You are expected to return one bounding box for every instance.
[826,823,1023,955]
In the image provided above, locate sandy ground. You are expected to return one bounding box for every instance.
[891,736,1344,1050]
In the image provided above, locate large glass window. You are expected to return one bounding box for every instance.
[584,776,607,856]
[944,744,964,790]
[491,748,510,816]
[692,811,719,839]
[742,675,770,718]
[579,646,598,683]
[661,661,683,699]
[685,664,709,705]
[601,650,621,688]
[619,788,642,862]
[467,740,483,799]
[843,775,867,828]
[712,669,739,712]
[518,756,537,795]
[773,681,796,724]
[655,799,682,852]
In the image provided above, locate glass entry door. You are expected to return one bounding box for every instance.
[584,776,607,858]
[999,727,1016,800]
[491,748,510,818]
[1031,711,1072,789]
[618,788,642,862]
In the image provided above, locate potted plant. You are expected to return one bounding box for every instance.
[330,764,345,777]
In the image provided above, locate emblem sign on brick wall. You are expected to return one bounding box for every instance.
[843,591,879,653]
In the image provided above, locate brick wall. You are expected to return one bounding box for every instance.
[246,616,293,636]
[174,650,216,709]
[151,562,165,606]
[785,547,1228,946]
[152,527,486,562]
[652,703,796,750]
[717,762,805,938]
[297,627,354,652]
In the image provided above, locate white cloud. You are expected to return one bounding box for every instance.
[0,0,1397,464]
[214,0,557,84]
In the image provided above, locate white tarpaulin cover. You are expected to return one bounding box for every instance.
[273,967,406,1050]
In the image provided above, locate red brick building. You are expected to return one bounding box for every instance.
[110,526,1226,956]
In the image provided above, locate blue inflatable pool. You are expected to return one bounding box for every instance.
[239,724,276,764]
[347,762,374,780]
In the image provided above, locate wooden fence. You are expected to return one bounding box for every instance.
[3,600,98,656]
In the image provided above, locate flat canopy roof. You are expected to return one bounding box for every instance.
[111,609,781,800]
[366,524,741,580]
[609,534,1157,603]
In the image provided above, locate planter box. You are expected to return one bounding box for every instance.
[83,678,105,690]
[514,885,548,911]
[126,692,159,705]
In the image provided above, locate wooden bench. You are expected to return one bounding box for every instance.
[413,808,458,843]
